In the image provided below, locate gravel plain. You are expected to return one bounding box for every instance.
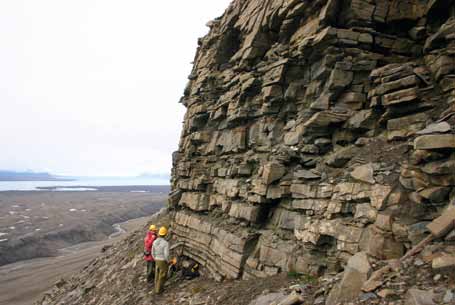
[0,190,167,305]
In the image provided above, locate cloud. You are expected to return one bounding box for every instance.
[0,0,231,176]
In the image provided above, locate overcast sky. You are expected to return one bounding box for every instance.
[0,0,231,176]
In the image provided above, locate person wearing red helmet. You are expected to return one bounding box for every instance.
[144,224,158,283]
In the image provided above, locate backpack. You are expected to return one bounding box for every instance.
[182,261,200,279]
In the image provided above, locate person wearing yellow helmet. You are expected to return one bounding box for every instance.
[152,226,170,294]
[143,224,158,283]
[158,226,167,236]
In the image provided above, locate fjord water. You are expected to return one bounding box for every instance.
[0,177,169,191]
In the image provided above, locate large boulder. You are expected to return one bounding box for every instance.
[416,122,451,135]
[414,134,455,150]
[405,288,435,305]
[350,163,375,184]
[427,207,455,237]
[248,292,287,305]
[326,252,372,305]
[262,162,286,185]
[432,255,455,273]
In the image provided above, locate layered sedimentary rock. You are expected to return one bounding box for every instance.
[170,0,455,281]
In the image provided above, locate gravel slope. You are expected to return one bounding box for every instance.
[0,216,152,305]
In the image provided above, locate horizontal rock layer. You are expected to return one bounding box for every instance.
[170,0,455,280]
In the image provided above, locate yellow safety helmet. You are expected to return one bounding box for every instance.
[149,224,157,232]
[158,226,168,236]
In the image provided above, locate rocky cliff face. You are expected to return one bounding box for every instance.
[169,0,455,283]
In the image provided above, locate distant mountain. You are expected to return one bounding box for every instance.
[0,170,74,181]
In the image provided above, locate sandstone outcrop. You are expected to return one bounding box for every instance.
[170,0,455,283]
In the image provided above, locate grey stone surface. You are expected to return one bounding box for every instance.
[167,0,455,283]
[350,163,375,184]
[326,252,371,305]
[405,288,435,305]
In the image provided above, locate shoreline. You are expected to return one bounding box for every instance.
[0,185,170,192]
[36,185,170,192]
